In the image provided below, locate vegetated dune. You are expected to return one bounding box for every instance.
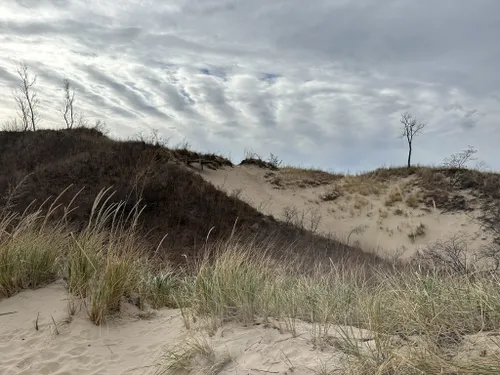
[3,128,500,375]
[199,159,500,260]
[0,128,383,266]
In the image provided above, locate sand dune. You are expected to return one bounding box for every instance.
[1,164,499,374]
[199,165,492,259]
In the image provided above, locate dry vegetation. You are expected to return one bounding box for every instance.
[2,129,500,374]
[0,128,380,266]
[272,166,344,188]
[3,188,500,374]
[269,163,500,242]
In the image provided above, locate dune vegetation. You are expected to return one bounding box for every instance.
[1,127,500,374]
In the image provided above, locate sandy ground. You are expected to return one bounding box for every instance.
[199,165,493,259]
[0,281,185,374]
[2,282,499,374]
[0,282,353,375]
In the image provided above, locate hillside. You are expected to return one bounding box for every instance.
[200,159,500,260]
[0,128,381,266]
[3,128,500,374]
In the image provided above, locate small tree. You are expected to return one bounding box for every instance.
[399,112,426,168]
[13,63,40,131]
[62,79,76,129]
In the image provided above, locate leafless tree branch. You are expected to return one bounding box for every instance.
[443,145,478,169]
[62,79,76,129]
[13,63,40,131]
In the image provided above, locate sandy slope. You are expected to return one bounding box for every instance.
[199,165,492,259]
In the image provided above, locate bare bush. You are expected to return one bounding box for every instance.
[399,111,426,168]
[243,148,260,160]
[346,224,368,246]
[413,235,472,275]
[13,63,41,131]
[267,153,283,169]
[281,205,322,233]
[307,209,322,234]
[136,128,170,147]
[90,119,109,135]
[474,160,490,172]
[477,243,500,272]
[443,145,478,169]
[282,205,300,226]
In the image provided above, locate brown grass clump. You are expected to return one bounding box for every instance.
[405,193,420,209]
[341,175,387,196]
[240,157,278,170]
[320,186,342,202]
[277,167,344,188]
[408,223,427,243]
[393,208,405,216]
[385,190,404,207]
[353,195,370,210]
[379,209,389,219]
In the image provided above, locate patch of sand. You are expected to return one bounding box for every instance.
[0,282,349,374]
[0,281,185,374]
[199,165,493,259]
[2,282,500,374]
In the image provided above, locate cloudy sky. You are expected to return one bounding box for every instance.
[1,0,499,172]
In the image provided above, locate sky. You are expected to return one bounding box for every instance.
[1,0,499,172]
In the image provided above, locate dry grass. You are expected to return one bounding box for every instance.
[3,190,500,373]
[408,223,427,243]
[385,190,404,207]
[154,335,231,375]
[278,166,344,187]
[341,175,388,196]
[379,209,389,219]
[320,186,342,202]
[353,195,370,210]
[405,193,420,209]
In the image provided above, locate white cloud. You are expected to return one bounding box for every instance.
[1,0,499,171]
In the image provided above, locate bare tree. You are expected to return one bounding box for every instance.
[62,79,76,129]
[443,145,478,169]
[13,63,40,131]
[399,112,426,168]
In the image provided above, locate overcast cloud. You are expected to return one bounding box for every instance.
[1,0,499,171]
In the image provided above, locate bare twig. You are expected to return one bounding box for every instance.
[35,312,39,330]
[51,314,59,335]
[0,311,17,317]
